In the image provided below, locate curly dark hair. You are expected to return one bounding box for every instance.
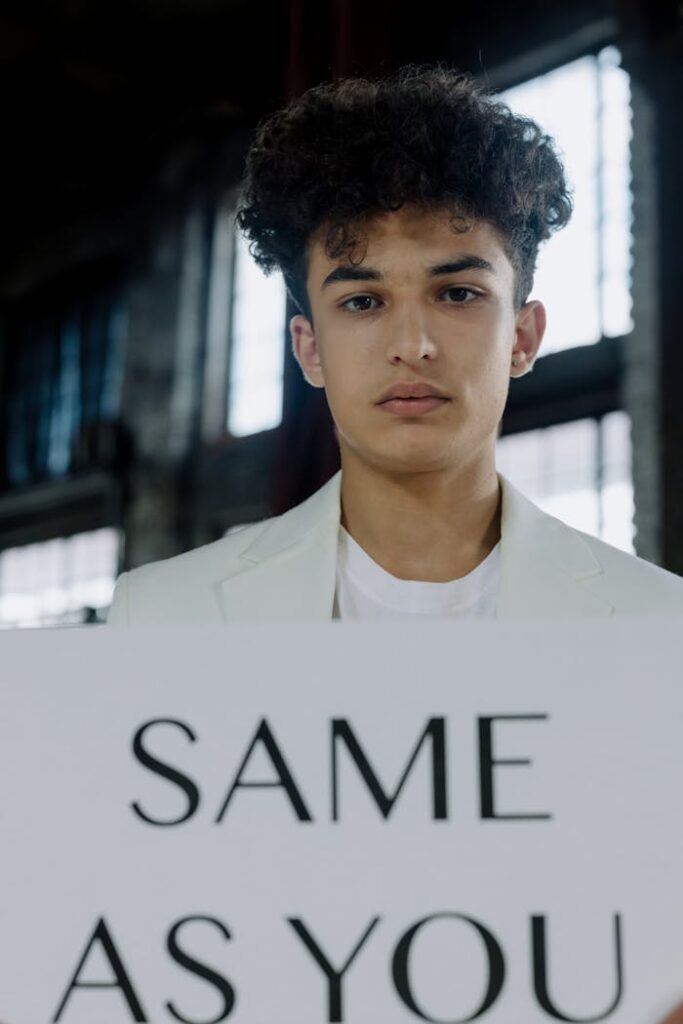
[236,64,573,317]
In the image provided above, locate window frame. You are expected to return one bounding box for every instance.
[497,44,630,447]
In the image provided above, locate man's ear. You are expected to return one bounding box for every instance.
[510,300,546,377]
[290,314,325,388]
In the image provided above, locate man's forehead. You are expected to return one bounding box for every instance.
[307,209,508,279]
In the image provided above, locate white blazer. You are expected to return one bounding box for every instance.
[107,470,683,624]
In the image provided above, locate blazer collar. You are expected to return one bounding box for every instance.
[497,476,614,618]
[218,470,615,621]
[218,472,342,621]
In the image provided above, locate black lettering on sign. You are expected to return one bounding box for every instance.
[214,718,312,823]
[392,912,505,1022]
[131,718,200,826]
[166,916,236,1023]
[331,717,447,821]
[288,916,380,1022]
[53,917,147,1022]
[531,914,624,1021]
[478,714,551,821]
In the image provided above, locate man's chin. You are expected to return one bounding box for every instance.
[346,445,465,477]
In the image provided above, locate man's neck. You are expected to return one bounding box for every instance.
[339,454,502,583]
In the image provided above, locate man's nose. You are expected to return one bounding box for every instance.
[385,310,439,365]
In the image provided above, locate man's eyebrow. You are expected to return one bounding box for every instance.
[320,254,496,289]
[428,255,496,277]
[321,266,381,288]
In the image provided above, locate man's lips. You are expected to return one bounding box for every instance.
[376,383,451,417]
[377,382,450,403]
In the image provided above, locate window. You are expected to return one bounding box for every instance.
[2,285,126,489]
[496,412,634,553]
[227,229,287,437]
[501,46,633,354]
[0,527,120,627]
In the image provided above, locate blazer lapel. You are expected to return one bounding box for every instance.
[217,469,615,621]
[496,474,615,618]
[217,472,342,621]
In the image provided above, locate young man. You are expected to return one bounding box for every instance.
[107,66,683,1022]
[108,64,683,624]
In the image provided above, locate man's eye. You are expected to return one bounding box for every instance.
[442,287,479,303]
[340,295,380,312]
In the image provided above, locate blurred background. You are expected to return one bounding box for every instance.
[0,0,681,626]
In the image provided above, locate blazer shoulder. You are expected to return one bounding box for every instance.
[106,472,343,624]
[575,528,683,612]
[106,517,272,625]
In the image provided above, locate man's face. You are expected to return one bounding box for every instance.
[290,205,545,477]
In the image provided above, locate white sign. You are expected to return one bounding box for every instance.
[0,619,682,1024]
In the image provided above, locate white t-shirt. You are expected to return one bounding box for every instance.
[333,525,500,620]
